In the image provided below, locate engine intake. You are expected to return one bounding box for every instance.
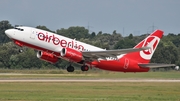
[37,51,58,63]
[61,48,83,62]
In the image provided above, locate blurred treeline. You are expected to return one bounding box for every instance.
[0,20,179,71]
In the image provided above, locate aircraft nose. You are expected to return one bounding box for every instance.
[5,29,13,38]
[5,29,10,35]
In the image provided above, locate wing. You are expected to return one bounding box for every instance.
[138,63,176,68]
[82,46,150,60]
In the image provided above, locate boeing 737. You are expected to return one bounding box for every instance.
[5,26,175,72]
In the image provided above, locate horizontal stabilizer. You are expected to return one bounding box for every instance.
[138,63,176,68]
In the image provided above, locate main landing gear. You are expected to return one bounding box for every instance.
[81,65,89,71]
[66,65,89,72]
[67,65,75,72]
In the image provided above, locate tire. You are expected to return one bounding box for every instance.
[67,65,74,72]
[81,65,89,71]
[19,49,23,53]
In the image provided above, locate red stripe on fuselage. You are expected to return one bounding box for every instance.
[13,39,60,56]
[91,57,149,72]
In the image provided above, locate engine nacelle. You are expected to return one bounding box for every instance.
[61,48,83,62]
[37,51,58,63]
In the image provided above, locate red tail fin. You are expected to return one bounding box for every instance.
[124,30,163,63]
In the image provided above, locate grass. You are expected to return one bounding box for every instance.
[0,69,179,79]
[0,82,179,101]
[0,70,180,101]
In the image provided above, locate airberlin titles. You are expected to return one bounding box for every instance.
[37,32,84,51]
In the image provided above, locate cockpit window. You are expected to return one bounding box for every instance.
[14,27,24,31]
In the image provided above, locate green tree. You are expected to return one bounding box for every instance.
[97,31,102,36]
[36,25,55,33]
[128,34,133,39]
[0,20,13,43]
[112,30,117,35]
[151,41,178,64]
[56,26,89,40]
[0,42,19,68]
[90,32,96,38]
[114,38,136,49]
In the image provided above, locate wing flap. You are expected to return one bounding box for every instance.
[138,63,176,68]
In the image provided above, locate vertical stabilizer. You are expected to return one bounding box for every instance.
[124,30,163,63]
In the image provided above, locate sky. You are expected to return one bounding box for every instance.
[0,0,180,36]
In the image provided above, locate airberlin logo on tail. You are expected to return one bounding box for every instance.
[140,36,159,60]
[37,32,84,50]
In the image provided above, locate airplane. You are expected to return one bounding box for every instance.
[5,26,176,72]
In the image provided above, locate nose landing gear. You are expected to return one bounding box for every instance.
[19,48,23,53]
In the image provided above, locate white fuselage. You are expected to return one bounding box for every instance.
[5,26,104,55]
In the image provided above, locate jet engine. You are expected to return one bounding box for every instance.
[61,48,83,62]
[37,51,58,63]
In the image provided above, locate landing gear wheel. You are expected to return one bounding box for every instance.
[67,65,74,72]
[19,49,23,53]
[81,65,89,71]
